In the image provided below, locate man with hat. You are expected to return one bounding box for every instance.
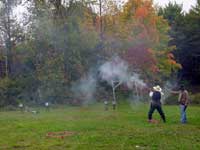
[148,85,166,123]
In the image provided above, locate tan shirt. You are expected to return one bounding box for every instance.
[178,90,189,105]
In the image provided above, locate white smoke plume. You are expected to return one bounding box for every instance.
[99,56,129,85]
[71,73,97,105]
[99,56,146,89]
[128,73,146,89]
[162,81,177,104]
[72,56,147,105]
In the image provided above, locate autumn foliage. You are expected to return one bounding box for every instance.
[0,0,183,106]
[124,45,158,73]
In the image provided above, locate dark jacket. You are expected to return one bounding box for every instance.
[152,91,161,105]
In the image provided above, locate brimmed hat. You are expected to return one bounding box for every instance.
[153,85,162,92]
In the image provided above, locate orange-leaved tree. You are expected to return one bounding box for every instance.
[120,0,181,81]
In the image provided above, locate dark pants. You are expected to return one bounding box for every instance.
[148,103,166,122]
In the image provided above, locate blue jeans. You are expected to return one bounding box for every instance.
[180,104,187,123]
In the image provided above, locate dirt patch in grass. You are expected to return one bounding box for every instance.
[46,131,75,139]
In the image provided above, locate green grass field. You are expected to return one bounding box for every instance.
[0,102,199,150]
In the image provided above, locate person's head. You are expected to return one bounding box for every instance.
[180,85,185,91]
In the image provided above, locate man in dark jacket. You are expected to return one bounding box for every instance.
[148,85,166,123]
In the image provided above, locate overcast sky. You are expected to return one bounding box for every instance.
[153,0,197,12]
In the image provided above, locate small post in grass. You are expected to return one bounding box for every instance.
[45,102,49,111]
[104,100,108,111]
[111,80,121,110]
[19,103,24,112]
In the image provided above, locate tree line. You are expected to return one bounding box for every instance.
[159,0,200,84]
[0,0,198,107]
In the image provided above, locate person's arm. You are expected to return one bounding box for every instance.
[149,91,153,97]
[185,91,190,105]
[171,90,179,94]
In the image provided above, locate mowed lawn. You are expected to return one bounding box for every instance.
[0,102,199,150]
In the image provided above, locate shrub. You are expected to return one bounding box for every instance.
[190,93,200,105]
[164,95,179,105]
[2,105,17,111]
[165,93,200,105]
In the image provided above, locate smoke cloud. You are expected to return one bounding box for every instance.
[72,56,147,105]
[99,56,129,85]
[99,56,146,90]
[162,80,177,104]
[71,73,97,105]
